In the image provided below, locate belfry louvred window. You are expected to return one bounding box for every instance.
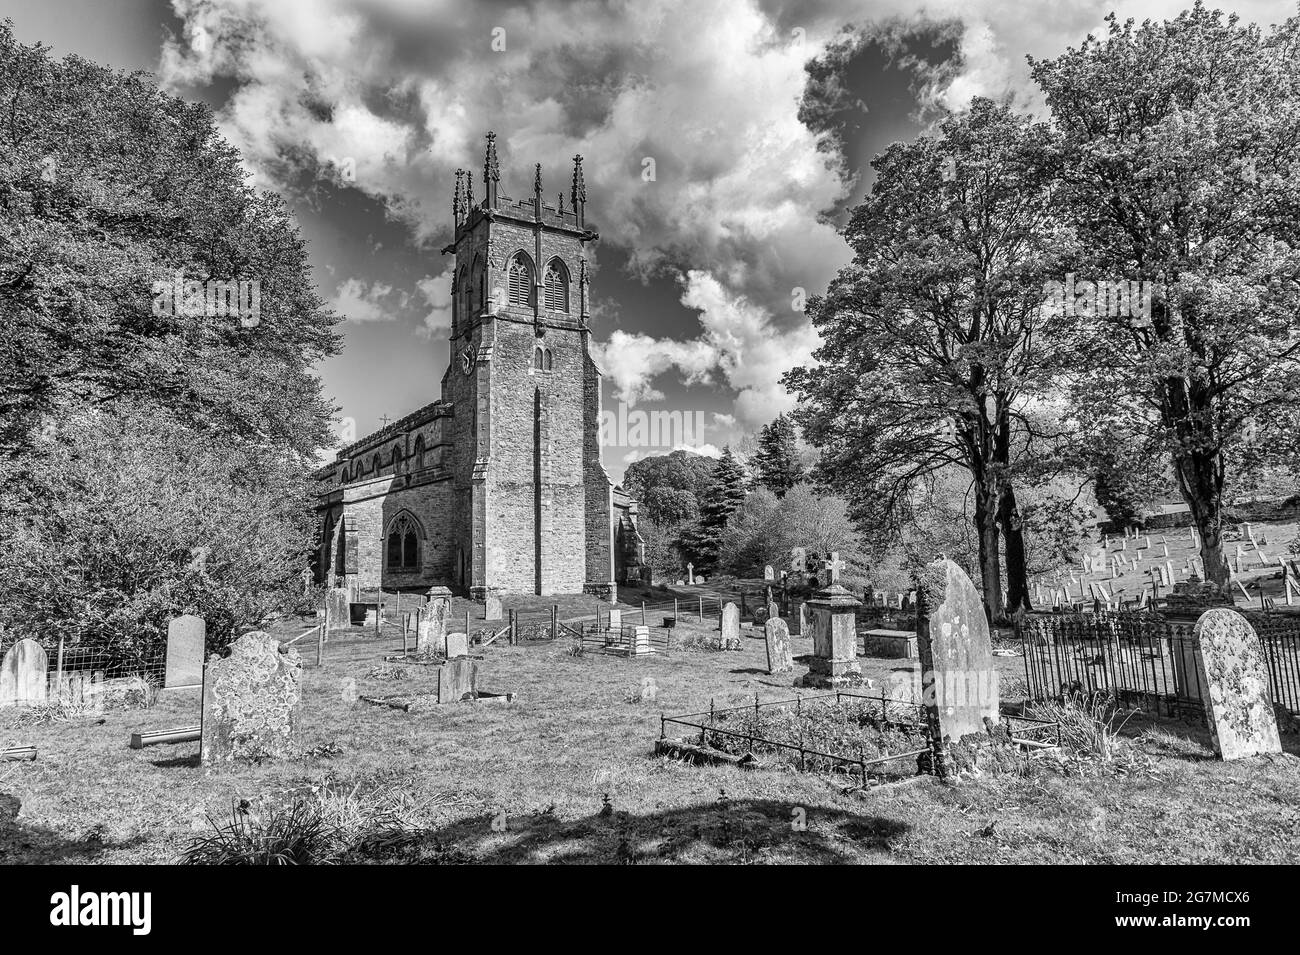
[508,254,533,306]
[543,260,568,312]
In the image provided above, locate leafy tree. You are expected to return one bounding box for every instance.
[677,446,747,573]
[1031,6,1300,586]
[622,451,717,516]
[752,414,805,497]
[786,99,1068,620]
[717,484,865,581]
[0,24,339,459]
[0,407,314,660]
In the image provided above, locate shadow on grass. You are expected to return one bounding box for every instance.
[151,753,201,769]
[0,792,147,863]
[342,797,912,864]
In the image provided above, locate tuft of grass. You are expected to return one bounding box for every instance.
[1026,693,1135,761]
[180,798,332,865]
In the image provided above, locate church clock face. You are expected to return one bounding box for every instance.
[460,343,476,375]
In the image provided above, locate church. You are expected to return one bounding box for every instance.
[314,133,645,600]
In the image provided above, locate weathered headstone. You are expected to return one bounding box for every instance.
[418,597,450,655]
[1193,609,1282,760]
[200,632,302,764]
[445,631,469,659]
[796,600,809,636]
[632,626,653,656]
[764,565,775,581]
[0,639,48,707]
[326,588,349,631]
[790,547,805,573]
[686,562,695,585]
[915,559,997,749]
[608,608,623,630]
[437,657,478,703]
[720,602,742,650]
[484,595,503,621]
[164,614,205,689]
[797,585,862,687]
[764,618,793,674]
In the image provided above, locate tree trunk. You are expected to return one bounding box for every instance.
[1163,376,1230,589]
[999,485,1032,614]
[1177,449,1231,588]
[975,486,1004,624]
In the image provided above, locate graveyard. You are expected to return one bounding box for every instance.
[5,2,1300,892]
[3,546,1299,865]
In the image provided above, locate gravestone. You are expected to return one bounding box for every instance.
[632,626,653,656]
[445,631,469,659]
[326,588,349,631]
[0,639,48,707]
[797,584,862,687]
[484,596,503,621]
[608,608,623,630]
[915,559,997,749]
[764,565,775,581]
[437,657,477,703]
[686,562,695,585]
[796,601,810,636]
[164,614,205,689]
[764,617,793,674]
[1193,609,1282,760]
[200,631,302,764]
[419,597,450,655]
[720,602,742,650]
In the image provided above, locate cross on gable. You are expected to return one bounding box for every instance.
[379,414,392,428]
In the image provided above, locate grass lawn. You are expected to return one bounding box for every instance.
[2,605,1299,865]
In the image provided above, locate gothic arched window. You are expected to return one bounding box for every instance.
[371,453,382,475]
[543,259,569,312]
[457,266,468,321]
[534,345,553,372]
[413,434,425,470]
[390,445,402,474]
[386,514,421,572]
[508,252,534,307]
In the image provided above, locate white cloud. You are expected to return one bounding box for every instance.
[331,277,395,322]
[594,270,819,429]
[415,267,455,336]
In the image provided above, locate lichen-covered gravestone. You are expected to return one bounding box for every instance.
[201,631,302,765]
[1193,608,1282,760]
[164,614,205,689]
[915,559,997,745]
[764,617,793,674]
[484,595,503,621]
[720,602,742,650]
[418,597,450,655]
[0,639,48,707]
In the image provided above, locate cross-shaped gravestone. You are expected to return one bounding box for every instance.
[823,552,845,584]
[686,562,694,585]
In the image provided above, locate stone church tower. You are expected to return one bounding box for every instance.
[314,133,645,599]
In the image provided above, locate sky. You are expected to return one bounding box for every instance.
[5,0,1297,481]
